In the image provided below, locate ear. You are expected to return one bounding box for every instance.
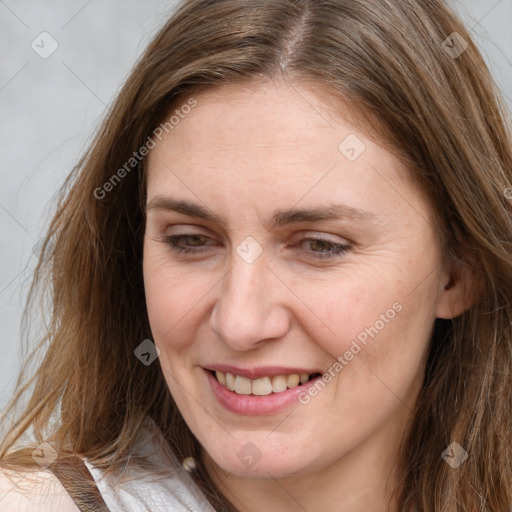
[435,261,480,319]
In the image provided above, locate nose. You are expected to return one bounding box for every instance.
[209,246,291,351]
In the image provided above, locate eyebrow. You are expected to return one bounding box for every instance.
[146,196,375,228]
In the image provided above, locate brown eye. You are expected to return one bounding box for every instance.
[162,234,217,255]
[306,239,334,252]
[180,234,209,246]
[293,237,351,260]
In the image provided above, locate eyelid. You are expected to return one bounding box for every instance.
[152,214,232,237]
[164,225,349,240]
[163,224,219,238]
[292,230,350,243]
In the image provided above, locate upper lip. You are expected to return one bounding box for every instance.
[205,364,322,380]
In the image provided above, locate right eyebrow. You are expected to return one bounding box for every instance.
[146,197,225,224]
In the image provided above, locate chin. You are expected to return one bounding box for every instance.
[205,441,321,479]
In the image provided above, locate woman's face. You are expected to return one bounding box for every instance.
[143,80,454,480]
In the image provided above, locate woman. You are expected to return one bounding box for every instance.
[1,0,511,511]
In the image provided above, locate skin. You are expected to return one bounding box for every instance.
[142,79,472,512]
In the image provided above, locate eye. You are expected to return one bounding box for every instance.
[291,236,352,260]
[158,233,351,260]
[160,233,218,255]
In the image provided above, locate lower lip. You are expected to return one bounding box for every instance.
[205,369,322,416]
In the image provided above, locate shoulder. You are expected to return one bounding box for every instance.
[0,467,80,512]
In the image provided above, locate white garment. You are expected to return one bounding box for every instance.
[83,419,216,512]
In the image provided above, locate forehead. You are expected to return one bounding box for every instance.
[144,80,425,229]
[156,81,355,155]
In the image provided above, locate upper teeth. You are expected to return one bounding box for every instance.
[215,371,312,396]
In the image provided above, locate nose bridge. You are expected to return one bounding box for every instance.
[228,253,265,308]
[211,239,289,348]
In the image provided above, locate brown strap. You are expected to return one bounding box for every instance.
[49,454,111,512]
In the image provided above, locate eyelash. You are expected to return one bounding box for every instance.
[159,234,352,260]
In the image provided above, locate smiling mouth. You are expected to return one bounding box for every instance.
[210,370,322,396]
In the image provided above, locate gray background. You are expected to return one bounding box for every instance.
[1,0,511,419]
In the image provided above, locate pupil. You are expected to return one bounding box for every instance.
[313,240,330,251]
[188,235,204,246]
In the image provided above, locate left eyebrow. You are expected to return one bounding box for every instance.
[146,196,376,228]
[271,204,375,227]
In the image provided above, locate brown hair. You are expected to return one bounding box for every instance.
[1,1,511,510]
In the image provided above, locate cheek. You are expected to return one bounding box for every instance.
[143,249,214,350]
[292,269,402,353]
[293,264,436,381]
